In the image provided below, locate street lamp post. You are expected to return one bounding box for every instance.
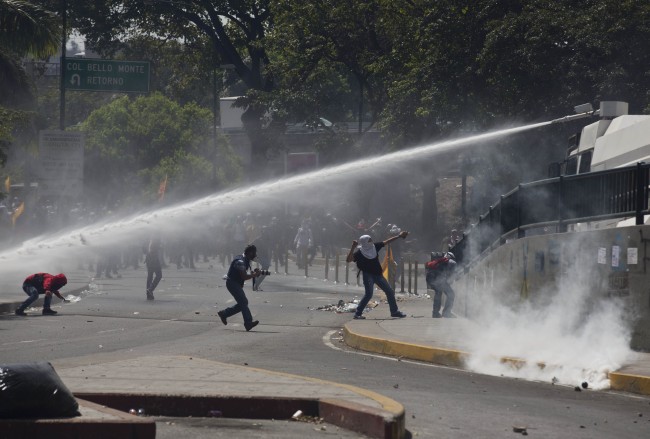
[212,64,235,188]
[212,68,218,185]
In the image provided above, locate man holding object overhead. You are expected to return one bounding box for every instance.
[347,230,409,320]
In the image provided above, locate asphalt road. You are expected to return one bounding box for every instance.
[2,262,649,438]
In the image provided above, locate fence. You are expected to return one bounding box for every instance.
[453,162,650,266]
[266,249,427,295]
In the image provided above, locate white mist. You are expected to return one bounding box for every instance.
[464,245,635,390]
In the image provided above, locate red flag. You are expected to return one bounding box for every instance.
[158,175,168,201]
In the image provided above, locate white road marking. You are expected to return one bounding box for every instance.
[2,338,49,346]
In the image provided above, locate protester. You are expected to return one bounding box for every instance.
[145,235,163,300]
[449,229,462,249]
[425,251,457,318]
[217,244,261,331]
[293,220,313,269]
[15,273,69,316]
[346,231,409,319]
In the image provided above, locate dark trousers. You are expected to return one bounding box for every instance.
[356,271,399,316]
[221,279,253,324]
[428,275,455,316]
[19,283,51,310]
[146,262,162,293]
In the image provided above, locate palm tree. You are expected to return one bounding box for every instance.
[0,0,61,107]
[0,0,60,167]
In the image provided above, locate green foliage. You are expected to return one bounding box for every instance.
[61,0,275,160]
[0,0,60,58]
[268,0,389,128]
[81,92,241,204]
[0,0,61,166]
[0,107,32,166]
[0,0,60,108]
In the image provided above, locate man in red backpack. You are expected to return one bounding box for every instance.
[425,252,456,318]
[15,273,69,316]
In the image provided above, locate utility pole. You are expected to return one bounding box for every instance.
[358,79,363,134]
[59,0,67,131]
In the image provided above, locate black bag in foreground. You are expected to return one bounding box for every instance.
[0,362,80,419]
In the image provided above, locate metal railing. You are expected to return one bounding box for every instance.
[453,162,650,266]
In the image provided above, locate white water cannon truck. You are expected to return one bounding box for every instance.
[550,101,650,176]
[450,101,650,352]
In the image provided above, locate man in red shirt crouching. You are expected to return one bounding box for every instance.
[15,273,69,316]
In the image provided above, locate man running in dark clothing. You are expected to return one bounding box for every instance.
[217,244,261,331]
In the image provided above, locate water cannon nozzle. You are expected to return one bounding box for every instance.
[550,108,599,125]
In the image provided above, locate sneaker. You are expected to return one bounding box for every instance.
[217,311,228,325]
[432,312,442,318]
[15,309,27,316]
[244,320,259,331]
[353,314,366,320]
[391,311,407,318]
[42,308,58,315]
[146,289,154,300]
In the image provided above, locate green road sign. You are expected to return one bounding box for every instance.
[64,58,150,93]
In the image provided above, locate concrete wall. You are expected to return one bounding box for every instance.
[452,225,650,351]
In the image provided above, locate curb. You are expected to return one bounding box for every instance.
[75,392,404,439]
[609,372,650,395]
[2,398,155,439]
[343,323,650,397]
[343,324,468,368]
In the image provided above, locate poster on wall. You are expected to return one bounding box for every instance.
[628,247,638,265]
[611,245,620,267]
[597,247,607,264]
[38,130,84,198]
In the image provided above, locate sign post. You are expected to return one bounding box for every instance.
[64,59,150,93]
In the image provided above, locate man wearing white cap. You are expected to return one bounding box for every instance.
[346,230,409,319]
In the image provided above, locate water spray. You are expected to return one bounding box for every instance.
[0,120,552,270]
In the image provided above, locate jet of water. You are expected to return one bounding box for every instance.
[0,121,551,276]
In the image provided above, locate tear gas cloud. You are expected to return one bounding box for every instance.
[462,232,635,390]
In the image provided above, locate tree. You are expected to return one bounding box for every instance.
[0,0,60,169]
[0,0,60,107]
[81,92,241,206]
[56,0,275,162]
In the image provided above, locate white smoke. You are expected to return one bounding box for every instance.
[463,235,635,390]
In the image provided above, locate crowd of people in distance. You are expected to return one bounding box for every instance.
[7,197,464,323]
